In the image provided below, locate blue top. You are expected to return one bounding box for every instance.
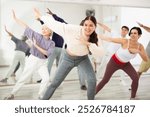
[11,36,30,54]
[40,14,67,48]
[24,27,55,59]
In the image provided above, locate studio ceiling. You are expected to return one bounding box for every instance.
[31,0,150,8]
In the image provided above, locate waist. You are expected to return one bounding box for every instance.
[66,49,78,56]
[55,45,63,48]
[65,50,87,59]
[112,54,126,65]
[66,48,88,56]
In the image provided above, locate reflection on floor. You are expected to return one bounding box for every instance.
[0,65,150,100]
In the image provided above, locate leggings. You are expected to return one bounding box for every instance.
[96,57,139,98]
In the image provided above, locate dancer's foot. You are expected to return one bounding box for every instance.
[4,94,14,100]
[0,78,8,83]
[37,79,42,83]
[80,85,87,90]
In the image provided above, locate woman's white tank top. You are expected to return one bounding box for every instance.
[115,40,138,62]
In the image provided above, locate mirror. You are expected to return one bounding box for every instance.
[0,0,150,87]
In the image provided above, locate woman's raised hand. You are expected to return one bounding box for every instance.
[34,8,41,20]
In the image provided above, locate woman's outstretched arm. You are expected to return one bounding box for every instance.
[98,34,124,45]
[12,10,28,28]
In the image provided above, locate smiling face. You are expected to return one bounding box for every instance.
[130,29,139,40]
[83,19,96,37]
[41,25,53,38]
[81,16,97,38]
[129,27,142,41]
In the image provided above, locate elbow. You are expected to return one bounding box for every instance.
[143,59,148,62]
[145,58,149,62]
[143,56,149,62]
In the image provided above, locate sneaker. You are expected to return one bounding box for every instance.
[4,94,14,100]
[37,79,42,83]
[0,78,8,83]
[80,85,87,90]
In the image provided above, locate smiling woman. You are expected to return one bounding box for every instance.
[0,0,150,100]
[96,27,148,99]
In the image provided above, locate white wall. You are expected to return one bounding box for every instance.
[121,7,150,65]
[101,6,121,31]
[1,0,150,66]
[0,0,3,65]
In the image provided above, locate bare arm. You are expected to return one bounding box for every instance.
[98,34,124,45]
[33,39,48,56]
[12,10,28,28]
[137,22,150,32]
[138,44,149,62]
[4,25,13,37]
[97,22,111,32]
[46,8,53,15]
[34,8,42,20]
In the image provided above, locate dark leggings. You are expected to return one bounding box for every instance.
[96,57,139,98]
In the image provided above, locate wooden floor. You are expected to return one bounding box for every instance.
[0,65,150,100]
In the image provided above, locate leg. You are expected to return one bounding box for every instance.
[57,48,65,66]
[15,53,26,80]
[38,63,50,98]
[96,58,119,94]
[93,61,97,73]
[9,55,38,97]
[18,53,25,72]
[122,62,139,98]
[55,48,62,67]
[3,51,25,82]
[78,57,96,100]
[13,62,20,74]
[0,53,20,82]
[6,54,20,78]
[37,48,62,83]
[47,48,57,75]
[77,66,86,90]
[41,53,74,100]
[137,59,150,78]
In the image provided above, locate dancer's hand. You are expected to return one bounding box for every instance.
[4,25,13,37]
[34,8,41,20]
[137,22,143,27]
[12,9,28,28]
[33,38,37,46]
[46,8,53,15]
